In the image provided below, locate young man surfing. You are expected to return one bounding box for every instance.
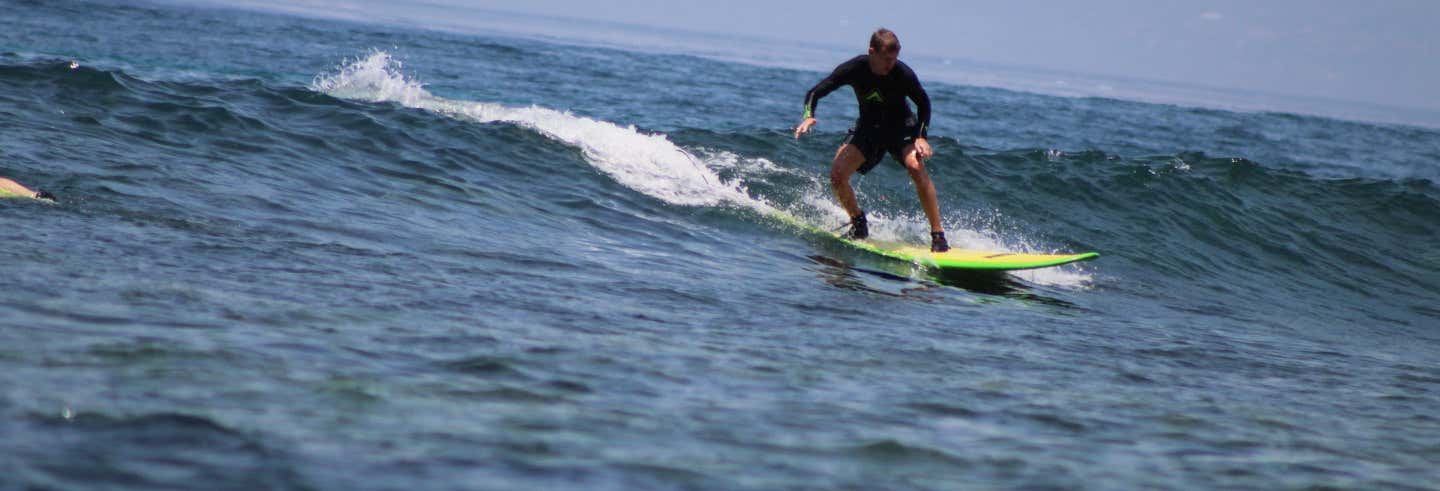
[794,28,948,252]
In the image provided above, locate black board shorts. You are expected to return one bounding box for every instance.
[841,117,920,174]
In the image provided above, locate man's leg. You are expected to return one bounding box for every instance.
[899,144,943,233]
[829,144,867,219]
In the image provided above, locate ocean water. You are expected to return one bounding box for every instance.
[3,1,1439,489]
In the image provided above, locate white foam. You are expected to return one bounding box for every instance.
[312,51,760,208]
[312,51,430,107]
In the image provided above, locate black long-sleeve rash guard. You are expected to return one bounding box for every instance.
[802,54,931,139]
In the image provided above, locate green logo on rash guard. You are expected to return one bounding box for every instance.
[863,89,885,103]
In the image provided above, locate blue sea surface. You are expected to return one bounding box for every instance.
[3,1,1439,489]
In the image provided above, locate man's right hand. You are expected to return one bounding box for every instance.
[794,117,817,139]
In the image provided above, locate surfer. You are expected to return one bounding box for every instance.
[794,28,948,252]
[0,177,56,202]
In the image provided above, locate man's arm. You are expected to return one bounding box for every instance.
[795,58,858,138]
[904,64,931,140]
[903,63,933,159]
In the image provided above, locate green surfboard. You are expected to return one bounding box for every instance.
[779,212,1098,272]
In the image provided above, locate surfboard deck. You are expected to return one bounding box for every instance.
[777,212,1098,272]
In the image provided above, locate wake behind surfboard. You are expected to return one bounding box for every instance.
[776,212,1098,272]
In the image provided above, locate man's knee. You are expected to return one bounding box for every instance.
[832,147,862,185]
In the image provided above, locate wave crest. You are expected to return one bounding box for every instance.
[312,51,756,209]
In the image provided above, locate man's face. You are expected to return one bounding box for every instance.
[868,47,899,75]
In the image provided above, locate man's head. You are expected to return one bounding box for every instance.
[867,28,901,75]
